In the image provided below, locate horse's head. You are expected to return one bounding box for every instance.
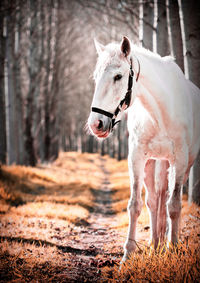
[88,36,138,139]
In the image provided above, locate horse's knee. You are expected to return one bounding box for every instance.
[168,194,181,220]
[146,196,157,213]
[128,199,143,218]
[168,204,181,220]
[168,184,182,220]
[168,198,181,243]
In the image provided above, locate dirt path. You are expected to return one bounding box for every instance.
[62,157,124,281]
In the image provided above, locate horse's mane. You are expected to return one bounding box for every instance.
[103,41,174,62]
[93,41,174,80]
[132,44,174,63]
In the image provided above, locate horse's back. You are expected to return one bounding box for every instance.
[160,59,200,153]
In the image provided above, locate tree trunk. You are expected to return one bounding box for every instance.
[189,160,200,205]
[179,0,200,87]
[157,0,170,56]
[49,0,62,160]
[87,136,94,153]
[5,8,18,165]
[101,140,105,156]
[24,0,38,166]
[35,0,45,163]
[179,0,200,205]
[13,2,25,164]
[167,0,184,72]
[122,117,128,159]
[0,2,7,164]
[143,0,154,51]
[33,0,45,162]
[117,123,121,161]
[44,0,52,161]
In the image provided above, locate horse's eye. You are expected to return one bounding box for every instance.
[114,74,122,82]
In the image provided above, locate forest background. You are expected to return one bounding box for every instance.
[0,0,200,203]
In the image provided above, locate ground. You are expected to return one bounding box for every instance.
[0,152,200,282]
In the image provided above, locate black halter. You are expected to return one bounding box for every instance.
[92,57,140,131]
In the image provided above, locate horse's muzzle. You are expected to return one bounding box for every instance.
[88,113,111,138]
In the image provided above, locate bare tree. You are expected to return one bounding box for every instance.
[156,0,170,56]
[49,0,62,160]
[166,0,184,71]
[178,0,200,205]
[5,2,19,165]
[143,0,154,50]
[0,0,7,164]
[24,0,38,166]
[43,0,53,161]
[13,1,25,164]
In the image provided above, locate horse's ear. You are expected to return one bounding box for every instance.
[121,36,131,57]
[94,38,105,56]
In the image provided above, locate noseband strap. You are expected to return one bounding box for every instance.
[91,107,113,119]
[92,57,140,131]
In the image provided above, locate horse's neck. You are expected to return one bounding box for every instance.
[133,48,166,97]
[132,50,168,130]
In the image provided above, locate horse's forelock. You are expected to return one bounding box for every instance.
[93,43,123,80]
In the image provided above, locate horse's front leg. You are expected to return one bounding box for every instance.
[144,159,158,248]
[122,150,146,262]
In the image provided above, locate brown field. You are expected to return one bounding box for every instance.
[0,152,200,282]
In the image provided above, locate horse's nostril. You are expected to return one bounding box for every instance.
[97,120,103,130]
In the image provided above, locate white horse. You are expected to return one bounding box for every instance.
[88,36,200,262]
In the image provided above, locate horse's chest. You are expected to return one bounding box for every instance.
[130,121,174,161]
[147,135,174,160]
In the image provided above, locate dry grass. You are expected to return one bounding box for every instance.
[103,242,200,282]
[0,152,103,221]
[0,239,70,282]
[10,202,89,222]
[103,203,200,283]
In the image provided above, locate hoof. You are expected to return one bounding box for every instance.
[120,251,130,265]
[119,259,126,271]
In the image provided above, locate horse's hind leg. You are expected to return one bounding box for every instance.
[168,149,188,244]
[168,178,182,244]
[156,160,169,245]
[144,159,169,248]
